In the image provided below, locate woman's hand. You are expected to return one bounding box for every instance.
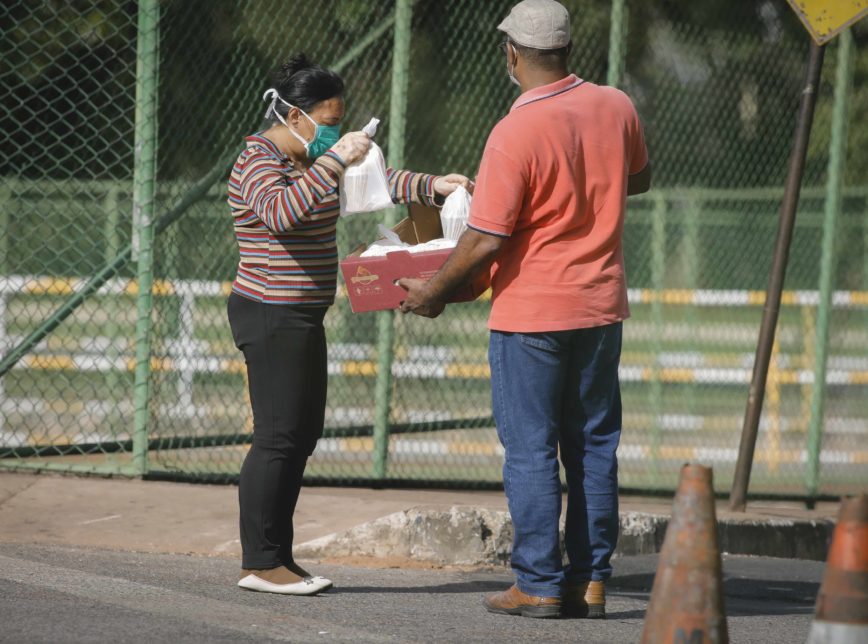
[433,174,475,197]
[331,132,372,166]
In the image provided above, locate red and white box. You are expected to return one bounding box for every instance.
[340,203,487,313]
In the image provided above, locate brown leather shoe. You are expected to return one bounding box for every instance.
[483,584,562,619]
[562,580,606,619]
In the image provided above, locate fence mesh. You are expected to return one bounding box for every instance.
[1,0,867,496]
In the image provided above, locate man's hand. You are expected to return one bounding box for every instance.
[433,174,475,197]
[396,278,446,318]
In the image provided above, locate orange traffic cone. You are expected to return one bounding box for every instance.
[807,494,868,644]
[641,464,728,644]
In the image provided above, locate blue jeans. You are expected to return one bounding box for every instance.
[489,323,622,598]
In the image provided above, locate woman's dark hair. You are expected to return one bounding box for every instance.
[269,53,344,119]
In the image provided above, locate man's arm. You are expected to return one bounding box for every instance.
[397,228,503,317]
[628,162,652,196]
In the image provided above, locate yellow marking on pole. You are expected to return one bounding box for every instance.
[448,441,500,455]
[851,451,868,465]
[777,370,803,385]
[446,363,490,379]
[123,280,175,296]
[661,289,695,305]
[221,282,233,296]
[800,305,816,433]
[849,372,868,385]
[152,280,175,296]
[27,355,75,370]
[659,446,695,460]
[152,357,173,372]
[747,291,766,305]
[659,368,696,383]
[343,361,378,376]
[786,0,868,45]
[220,359,246,374]
[780,291,799,306]
[341,437,375,452]
[767,337,781,474]
[24,277,76,295]
[850,291,868,306]
[755,448,802,465]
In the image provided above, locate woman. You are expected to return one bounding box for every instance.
[227,53,471,596]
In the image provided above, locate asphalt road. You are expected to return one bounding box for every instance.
[0,544,822,643]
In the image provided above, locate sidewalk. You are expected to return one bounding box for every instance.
[0,471,838,565]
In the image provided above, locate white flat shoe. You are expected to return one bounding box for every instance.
[306,575,333,592]
[238,573,326,596]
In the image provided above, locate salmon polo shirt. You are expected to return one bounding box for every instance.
[467,74,648,332]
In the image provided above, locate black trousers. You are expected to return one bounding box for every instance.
[227,292,328,569]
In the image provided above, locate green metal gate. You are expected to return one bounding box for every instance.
[1,0,867,498]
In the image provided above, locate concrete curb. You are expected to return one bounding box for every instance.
[295,506,834,565]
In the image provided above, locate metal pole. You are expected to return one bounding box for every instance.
[103,187,123,437]
[606,0,628,88]
[729,40,825,511]
[806,29,854,499]
[683,196,699,421]
[372,0,412,480]
[131,0,160,477]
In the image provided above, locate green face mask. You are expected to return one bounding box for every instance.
[263,88,341,159]
[303,120,341,159]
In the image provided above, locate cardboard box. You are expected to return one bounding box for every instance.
[340,203,485,313]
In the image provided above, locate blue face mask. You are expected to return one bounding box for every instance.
[262,88,341,159]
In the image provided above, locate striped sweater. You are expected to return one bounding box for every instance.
[228,134,440,305]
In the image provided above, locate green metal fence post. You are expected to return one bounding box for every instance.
[372,0,413,480]
[606,0,628,87]
[103,187,123,438]
[649,192,666,484]
[683,196,699,419]
[131,0,160,477]
[806,29,854,499]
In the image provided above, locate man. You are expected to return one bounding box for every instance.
[399,0,651,619]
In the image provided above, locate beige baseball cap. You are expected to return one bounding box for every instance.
[497,0,571,50]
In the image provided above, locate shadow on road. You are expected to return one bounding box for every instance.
[608,572,819,617]
[334,580,507,594]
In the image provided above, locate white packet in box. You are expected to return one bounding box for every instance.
[440,185,471,240]
[358,225,457,258]
[339,118,394,217]
[360,224,409,257]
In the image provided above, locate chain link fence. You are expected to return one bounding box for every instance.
[1,0,867,498]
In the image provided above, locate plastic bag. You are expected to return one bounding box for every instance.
[339,118,394,217]
[439,185,471,240]
[359,224,409,257]
[358,225,457,258]
[411,238,457,253]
